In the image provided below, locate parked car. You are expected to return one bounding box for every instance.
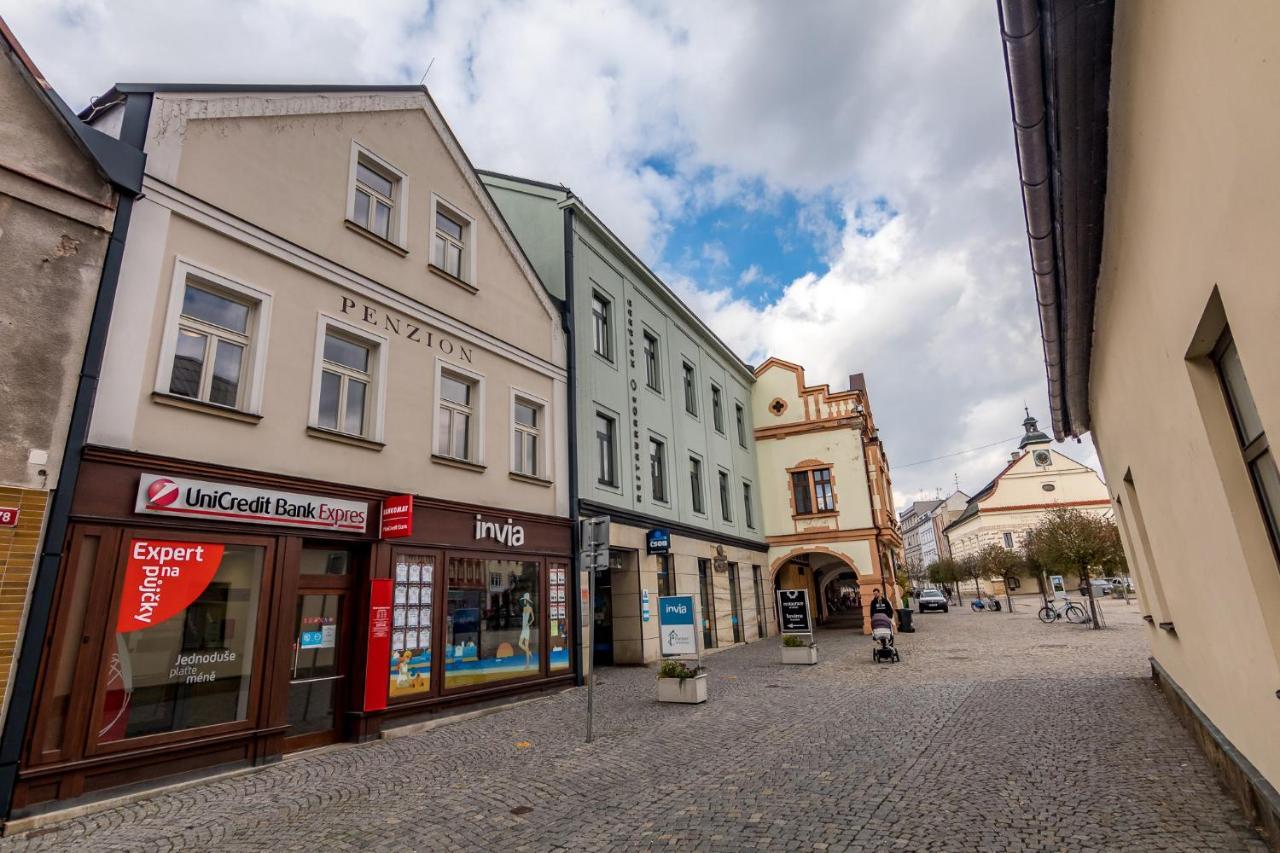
[918,589,949,613]
[1107,576,1135,594]
[1083,579,1113,597]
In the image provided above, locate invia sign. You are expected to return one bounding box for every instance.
[646,528,670,554]
[136,473,368,532]
[658,594,697,656]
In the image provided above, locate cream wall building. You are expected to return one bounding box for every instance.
[753,359,901,633]
[944,412,1110,568]
[1000,0,1280,840]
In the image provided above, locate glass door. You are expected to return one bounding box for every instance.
[285,546,354,750]
[752,565,767,638]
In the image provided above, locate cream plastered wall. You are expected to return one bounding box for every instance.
[604,522,770,664]
[90,93,568,517]
[1086,0,1280,788]
[946,447,1110,561]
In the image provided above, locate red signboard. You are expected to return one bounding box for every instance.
[364,578,393,712]
[380,495,414,539]
[0,508,18,528]
[117,539,225,633]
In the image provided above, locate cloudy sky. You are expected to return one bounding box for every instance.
[4,0,1098,508]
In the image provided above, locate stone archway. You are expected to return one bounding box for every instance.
[770,547,882,634]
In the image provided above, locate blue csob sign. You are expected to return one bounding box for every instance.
[646,528,671,554]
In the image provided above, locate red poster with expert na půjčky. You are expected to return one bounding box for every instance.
[116,540,225,633]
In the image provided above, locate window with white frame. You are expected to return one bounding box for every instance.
[718,469,733,522]
[1002,531,1014,549]
[649,437,668,503]
[512,396,542,477]
[735,402,747,446]
[711,384,725,434]
[317,330,374,436]
[168,283,253,408]
[743,481,754,528]
[689,455,705,515]
[437,371,478,461]
[643,331,661,392]
[348,147,404,244]
[682,361,697,416]
[432,199,472,281]
[596,412,618,486]
[592,293,612,360]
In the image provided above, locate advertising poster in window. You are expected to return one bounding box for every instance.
[101,539,263,743]
[389,555,434,698]
[445,557,542,688]
[549,561,570,672]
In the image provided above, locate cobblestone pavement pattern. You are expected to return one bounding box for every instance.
[3,602,1267,851]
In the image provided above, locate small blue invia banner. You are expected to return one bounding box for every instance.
[658,594,697,656]
[646,528,670,554]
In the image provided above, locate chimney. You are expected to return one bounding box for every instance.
[848,373,867,395]
[1009,450,1023,463]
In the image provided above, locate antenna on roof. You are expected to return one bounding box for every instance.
[418,57,436,87]
[953,472,959,491]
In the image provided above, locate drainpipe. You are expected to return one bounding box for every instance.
[562,203,583,687]
[0,91,151,820]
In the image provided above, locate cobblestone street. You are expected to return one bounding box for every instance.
[3,602,1266,852]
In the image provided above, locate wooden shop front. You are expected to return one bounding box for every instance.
[13,447,572,816]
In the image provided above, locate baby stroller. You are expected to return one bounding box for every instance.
[871,612,900,663]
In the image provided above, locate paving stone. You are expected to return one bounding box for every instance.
[0,605,1266,851]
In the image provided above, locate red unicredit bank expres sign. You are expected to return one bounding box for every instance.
[135,473,369,533]
[117,539,225,632]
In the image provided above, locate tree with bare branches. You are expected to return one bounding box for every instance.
[975,543,1025,611]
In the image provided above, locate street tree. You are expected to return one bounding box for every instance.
[975,544,1025,611]
[957,554,986,602]
[926,557,962,603]
[1023,508,1127,629]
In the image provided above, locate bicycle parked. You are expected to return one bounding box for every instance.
[971,595,1002,612]
[1038,595,1088,624]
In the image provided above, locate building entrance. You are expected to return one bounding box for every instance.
[591,553,616,667]
[285,546,356,751]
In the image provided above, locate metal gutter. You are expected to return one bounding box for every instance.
[998,0,1114,441]
[563,205,584,688]
[0,89,151,821]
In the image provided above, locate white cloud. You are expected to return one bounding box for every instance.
[2,0,1099,505]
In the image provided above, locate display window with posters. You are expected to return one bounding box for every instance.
[443,554,543,690]
[86,530,275,755]
[388,550,438,700]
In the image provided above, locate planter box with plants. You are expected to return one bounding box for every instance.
[781,634,818,665]
[656,659,707,704]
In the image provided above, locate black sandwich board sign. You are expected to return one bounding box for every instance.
[777,589,813,634]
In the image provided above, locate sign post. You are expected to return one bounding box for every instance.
[580,515,609,743]
[776,588,813,640]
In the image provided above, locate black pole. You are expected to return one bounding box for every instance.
[562,204,583,686]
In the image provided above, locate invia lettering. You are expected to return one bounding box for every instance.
[473,515,526,547]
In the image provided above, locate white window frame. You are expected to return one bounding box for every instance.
[735,401,747,447]
[682,360,698,417]
[591,291,613,361]
[595,408,620,489]
[649,433,669,504]
[711,383,725,434]
[742,479,755,529]
[308,313,388,442]
[432,358,486,465]
[346,141,409,248]
[642,327,662,393]
[688,453,707,516]
[510,387,548,478]
[718,468,734,523]
[154,258,272,415]
[429,193,477,285]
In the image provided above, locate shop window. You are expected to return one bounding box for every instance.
[791,467,835,515]
[310,317,387,442]
[689,455,705,515]
[436,368,481,463]
[548,561,571,672]
[657,554,675,598]
[512,395,543,477]
[698,558,717,650]
[99,540,265,743]
[445,557,541,689]
[431,196,475,284]
[156,260,271,415]
[643,330,661,392]
[390,554,435,699]
[347,142,407,248]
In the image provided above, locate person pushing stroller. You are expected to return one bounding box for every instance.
[869,588,900,663]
